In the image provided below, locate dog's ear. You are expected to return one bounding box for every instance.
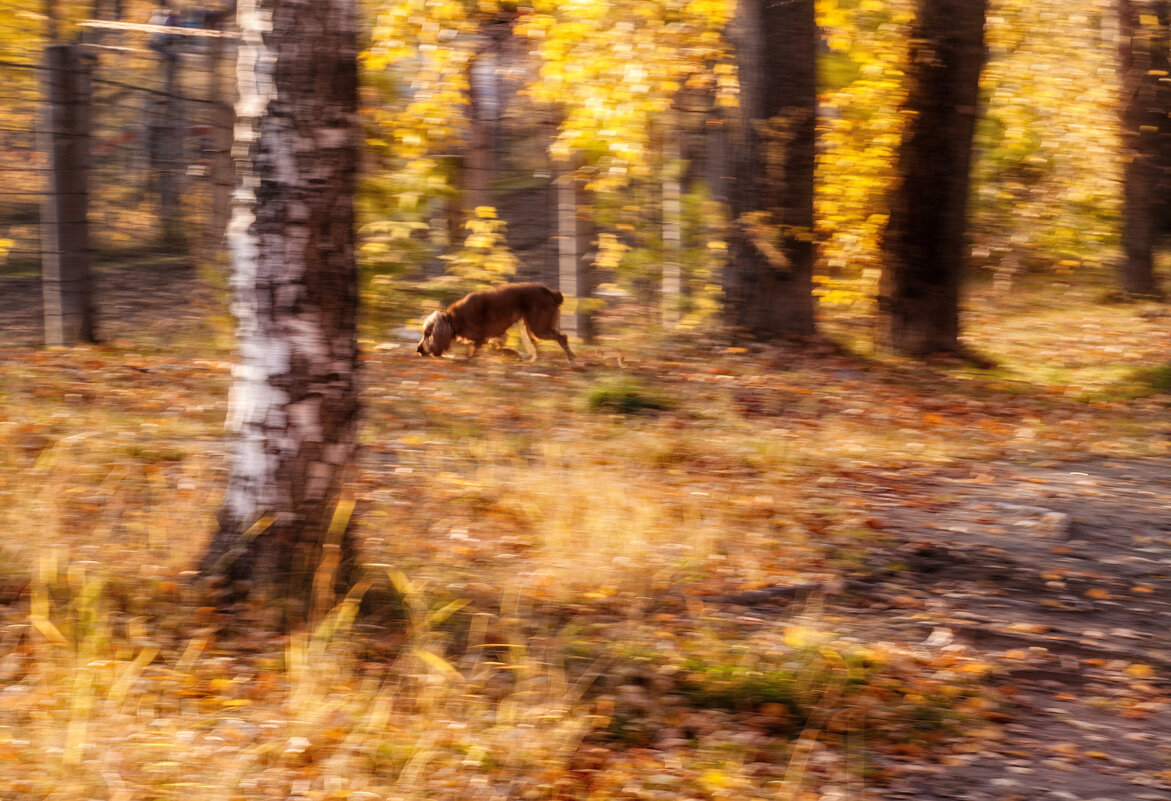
[420,311,453,357]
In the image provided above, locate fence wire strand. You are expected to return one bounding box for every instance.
[0,7,234,273]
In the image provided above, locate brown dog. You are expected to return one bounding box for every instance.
[416,283,575,364]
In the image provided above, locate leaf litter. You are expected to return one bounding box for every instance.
[0,263,1169,799]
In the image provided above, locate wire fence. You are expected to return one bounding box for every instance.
[0,3,234,276]
[0,4,716,343]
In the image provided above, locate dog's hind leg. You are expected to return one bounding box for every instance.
[551,331,575,364]
[518,323,540,362]
[527,319,574,364]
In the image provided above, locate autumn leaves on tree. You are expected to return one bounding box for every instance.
[364,0,1155,357]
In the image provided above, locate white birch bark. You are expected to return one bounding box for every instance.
[203,0,360,605]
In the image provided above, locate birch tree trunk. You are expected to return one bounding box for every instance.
[877,0,987,356]
[200,0,360,615]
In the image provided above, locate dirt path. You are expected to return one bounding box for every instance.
[856,459,1171,800]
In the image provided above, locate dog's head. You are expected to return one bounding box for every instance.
[416,311,454,357]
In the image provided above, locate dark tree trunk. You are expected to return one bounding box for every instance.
[878,0,987,357]
[1118,0,1169,297]
[464,21,509,220]
[724,0,817,338]
[201,0,360,618]
[465,52,496,216]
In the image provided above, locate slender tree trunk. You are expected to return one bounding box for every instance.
[555,157,592,342]
[662,111,683,326]
[1118,0,1169,297]
[878,0,987,356]
[207,11,235,257]
[201,0,360,616]
[725,0,817,338]
[465,32,502,219]
[708,106,736,303]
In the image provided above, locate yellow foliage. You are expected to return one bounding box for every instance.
[972,0,1121,268]
[816,0,913,279]
[595,232,629,270]
[443,207,519,284]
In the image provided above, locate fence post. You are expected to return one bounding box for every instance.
[40,44,94,346]
[158,47,184,250]
[207,25,234,257]
[555,158,582,341]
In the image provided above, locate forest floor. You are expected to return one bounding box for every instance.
[1,260,1170,800]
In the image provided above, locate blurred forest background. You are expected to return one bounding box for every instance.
[0,0,1157,328]
[1,1,1171,800]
